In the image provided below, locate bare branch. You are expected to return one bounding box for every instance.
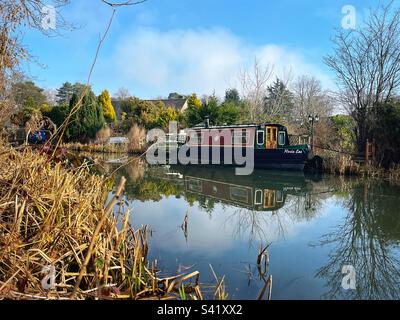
[324,2,400,151]
[101,0,147,7]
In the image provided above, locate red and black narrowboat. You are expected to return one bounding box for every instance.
[179,123,312,171]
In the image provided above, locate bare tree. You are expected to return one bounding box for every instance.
[292,75,333,124]
[325,2,400,152]
[238,57,274,122]
[0,0,71,124]
[315,181,400,299]
[114,87,131,101]
[43,88,58,106]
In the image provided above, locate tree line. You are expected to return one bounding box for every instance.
[7,73,341,152]
[9,81,115,142]
[1,1,399,168]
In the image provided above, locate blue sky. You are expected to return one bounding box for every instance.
[22,0,393,98]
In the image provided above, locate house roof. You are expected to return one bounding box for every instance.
[145,99,188,110]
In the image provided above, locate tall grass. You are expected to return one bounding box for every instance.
[95,126,111,144]
[319,151,400,182]
[0,142,202,300]
[127,124,146,154]
[322,153,359,175]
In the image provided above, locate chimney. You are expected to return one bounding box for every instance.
[205,116,210,128]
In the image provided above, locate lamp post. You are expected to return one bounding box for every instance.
[308,115,319,152]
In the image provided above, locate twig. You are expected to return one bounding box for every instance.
[101,0,147,7]
[50,0,148,154]
[51,8,117,154]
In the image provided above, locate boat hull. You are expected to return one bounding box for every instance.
[166,146,309,171]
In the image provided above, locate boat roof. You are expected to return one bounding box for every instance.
[189,123,287,130]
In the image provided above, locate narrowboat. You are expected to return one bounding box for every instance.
[177,123,312,171]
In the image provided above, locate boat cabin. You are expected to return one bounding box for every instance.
[186,123,291,149]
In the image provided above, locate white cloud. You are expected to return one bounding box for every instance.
[112,27,334,98]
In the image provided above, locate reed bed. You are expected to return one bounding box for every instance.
[64,142,128,154]
[388,165,400,183]
[0,143,203,300]
[127,124,147,154]
[321,152,360,175]
[319,152,400,182]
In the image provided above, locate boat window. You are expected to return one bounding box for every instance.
[254,189,263,205]
[230,186,249,203]
[278,131,286,146]
[232,130,249,145]
[276,190,284,203]
[257,130,265,145]
[189,131,200,144]
[187,179,202,192]
[267,128,271,142]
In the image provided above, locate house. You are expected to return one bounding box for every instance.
[145,99,188,112]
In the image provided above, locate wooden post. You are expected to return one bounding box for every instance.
[365,139,370,164]
[372,139,376,162]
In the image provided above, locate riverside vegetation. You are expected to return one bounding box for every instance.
[1,0,400,301]
[0,140,213,300]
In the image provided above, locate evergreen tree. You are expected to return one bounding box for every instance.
[11,81,47,107]
[56,82,88,105]
[56,82,74,105]
[65,90,105,142]
[47,104,70,128]
[200,95,219,125]
[263,78,294,120]
[184,94,202,127]
[216,102,241,125]
[224,88,240,104]
[168,92,186,99]
[98,90,116,123]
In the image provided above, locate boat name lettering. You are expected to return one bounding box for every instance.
[284,149,303,154]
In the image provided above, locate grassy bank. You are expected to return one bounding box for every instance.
[320,151,400,182]
[0,142,204,300]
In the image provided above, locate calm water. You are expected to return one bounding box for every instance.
[109,159,400,300]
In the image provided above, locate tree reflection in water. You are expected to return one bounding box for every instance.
[314,181,400,300]
[105,159,400,299]
[223,191,326,246]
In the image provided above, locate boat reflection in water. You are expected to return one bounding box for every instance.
[111,159,400,300]
[173,165,315,212]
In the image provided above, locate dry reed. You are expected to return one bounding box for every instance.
[95,127,111,144]
[127,124,146,154]
[0,142,202,300]
[64,142,128,154]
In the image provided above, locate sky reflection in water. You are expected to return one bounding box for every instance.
[111,161,400,300]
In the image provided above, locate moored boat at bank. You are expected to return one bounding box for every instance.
[176,123,313,171]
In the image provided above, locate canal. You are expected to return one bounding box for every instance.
[109,159,400,300]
